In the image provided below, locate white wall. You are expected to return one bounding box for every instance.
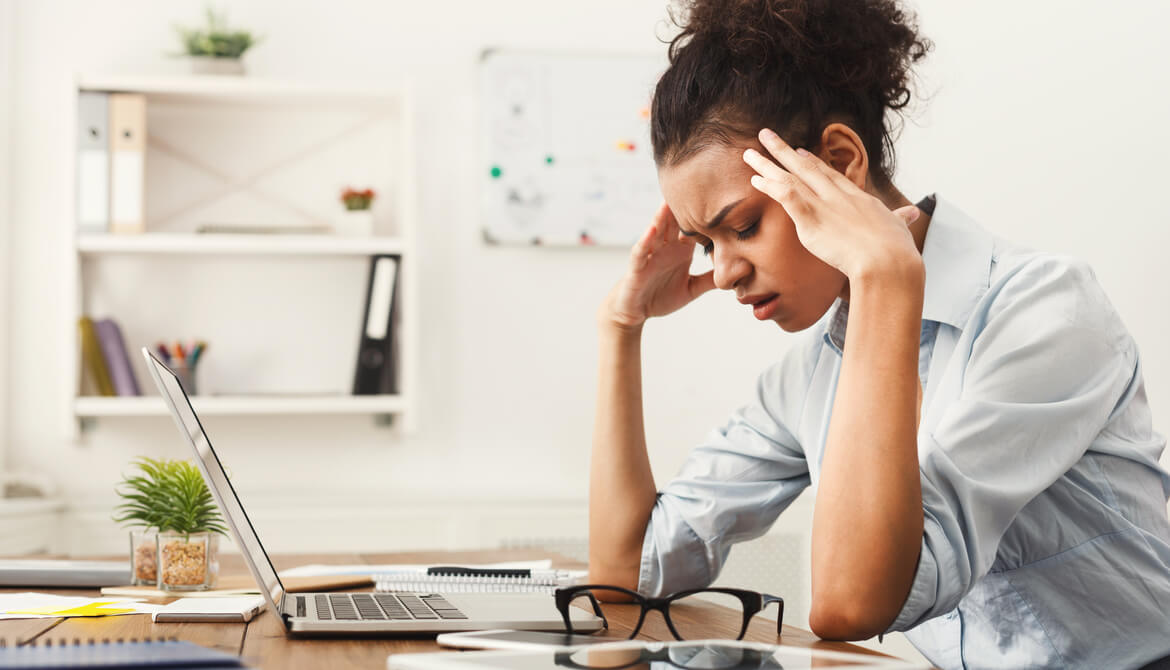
[4,1,1170,656]
[0,0,12,474]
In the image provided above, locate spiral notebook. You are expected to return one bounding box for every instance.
[374,566,586,594]
[0,637,245,668]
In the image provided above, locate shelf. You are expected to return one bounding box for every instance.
[77,74,405,105]
[74,394,406,417]
[77,233,405,256]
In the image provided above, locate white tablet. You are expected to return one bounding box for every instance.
[436,629,627,651]
[389,639,930,670]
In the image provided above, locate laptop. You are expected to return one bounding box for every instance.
[141,348,603,636]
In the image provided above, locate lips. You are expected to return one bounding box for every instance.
[738,293,778,307]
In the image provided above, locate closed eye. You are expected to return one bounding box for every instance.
[736,220,760,240]
[700,219,760,256]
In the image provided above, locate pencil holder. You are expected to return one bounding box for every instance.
[157,531,219,591]
[173,363,198,396]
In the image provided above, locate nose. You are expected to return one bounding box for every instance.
[711,244,749,291]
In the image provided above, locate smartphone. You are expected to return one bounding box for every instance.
[435,629,626,651]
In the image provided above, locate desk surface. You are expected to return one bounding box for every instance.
[0,550,887,669]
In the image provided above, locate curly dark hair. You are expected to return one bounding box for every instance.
[651,0,932,192]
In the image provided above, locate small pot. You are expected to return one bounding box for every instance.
[157,531,219,591]
[334,209,375,237]
[188,55,245,76]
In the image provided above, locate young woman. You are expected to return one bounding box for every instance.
[588,1,1170,668]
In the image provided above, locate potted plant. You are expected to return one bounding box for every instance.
[113,458,228,590]
[174,7,258,75]
[336,187,377,236]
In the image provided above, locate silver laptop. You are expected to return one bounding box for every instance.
[141,348,603,636]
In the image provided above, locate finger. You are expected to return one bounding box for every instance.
[891,204,922,226]
[629,221,658,271]
[741,147,788,182]
[688,270,716,299]
[652,202,679,244]
[749,171,818,222]
[755,128,839,197]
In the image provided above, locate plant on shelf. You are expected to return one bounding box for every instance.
[336,187,377,236]
[114,458,228,590]
[174,6,259,74]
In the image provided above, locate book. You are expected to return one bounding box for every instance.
[151,595,265,623]
[93,318,140,396]
[0,637,243,668]
[78,316,115,396]
[374,566,586,594]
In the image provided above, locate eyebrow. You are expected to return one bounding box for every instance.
[679,198,746,237]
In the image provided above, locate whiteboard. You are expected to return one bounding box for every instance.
[478,49,667,247]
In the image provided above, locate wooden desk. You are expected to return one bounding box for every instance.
[0,550,887,669]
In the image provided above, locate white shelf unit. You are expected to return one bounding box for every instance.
[74,394,407,417]
[66,74,417,432]
[77,233,406,256]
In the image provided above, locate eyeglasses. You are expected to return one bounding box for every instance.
[555,585,783,641]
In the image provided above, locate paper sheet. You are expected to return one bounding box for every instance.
[0,592,166,619]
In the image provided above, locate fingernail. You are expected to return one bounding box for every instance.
[796,148,811,157]
[750,175,765,189]
[907,207,921,223]
[760,128,777,142]
[743,148,757,160]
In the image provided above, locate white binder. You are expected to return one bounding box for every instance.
[76,91,109,234]
[108,93,146,234]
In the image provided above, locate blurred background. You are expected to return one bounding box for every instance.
[1,0,1168,661]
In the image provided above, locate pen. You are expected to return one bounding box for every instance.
[155,343,171,364]
[174,342,186,366]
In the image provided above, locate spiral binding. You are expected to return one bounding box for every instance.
[0,636,178,647]
[373,570,581,594]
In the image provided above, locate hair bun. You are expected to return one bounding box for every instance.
[670,0,930,110]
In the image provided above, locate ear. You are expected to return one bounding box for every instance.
[817,123,870,190]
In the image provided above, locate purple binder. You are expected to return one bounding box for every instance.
[93,318,141,396]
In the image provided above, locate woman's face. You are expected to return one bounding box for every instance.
[658,142,847,332]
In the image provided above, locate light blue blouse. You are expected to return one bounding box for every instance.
[637,195,1170,669]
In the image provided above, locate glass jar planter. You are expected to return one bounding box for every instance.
[129,529,158,586]
[157,531,219,591]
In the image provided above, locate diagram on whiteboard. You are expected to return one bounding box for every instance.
[479,49,667,247]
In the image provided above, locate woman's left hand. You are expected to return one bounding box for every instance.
[743,128,922,280]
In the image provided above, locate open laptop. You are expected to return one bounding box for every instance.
[141,348,603,636]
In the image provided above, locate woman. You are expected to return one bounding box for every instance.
[588,0,1170,668]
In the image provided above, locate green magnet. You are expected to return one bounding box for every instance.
[490,165,503,179]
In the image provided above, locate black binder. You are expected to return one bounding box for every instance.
[353,254,400,395]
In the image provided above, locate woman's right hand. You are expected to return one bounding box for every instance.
[601,203,716,330]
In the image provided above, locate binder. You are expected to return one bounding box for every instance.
[353,254,400,395]
[78,316,115,396]
[108,93,147,234]
[76,91,109,234]
[93,318,141,396]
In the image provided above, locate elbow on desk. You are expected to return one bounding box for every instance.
[808,593,896,641]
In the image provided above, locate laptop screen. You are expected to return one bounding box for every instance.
[141,348,286,617]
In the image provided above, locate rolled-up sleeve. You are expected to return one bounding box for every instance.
[889,257,1136,631]
[638,345,815,597]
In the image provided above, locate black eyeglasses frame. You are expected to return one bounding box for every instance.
[554,584,784,641]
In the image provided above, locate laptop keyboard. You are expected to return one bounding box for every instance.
[306,593,467,621]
